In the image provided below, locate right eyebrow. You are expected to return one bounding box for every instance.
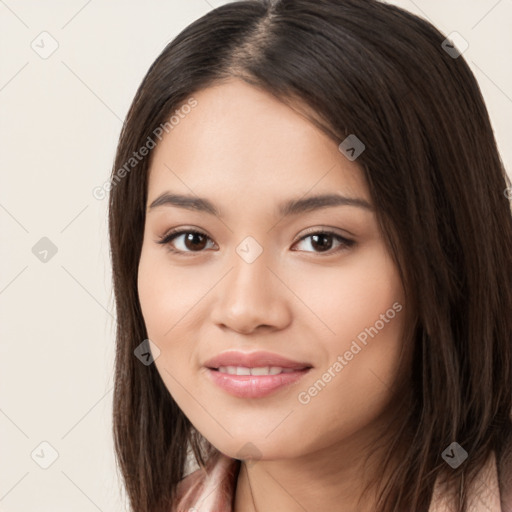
[148,192,219,216]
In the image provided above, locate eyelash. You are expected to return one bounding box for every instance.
[156,227,355,257]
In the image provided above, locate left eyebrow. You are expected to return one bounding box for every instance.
[147,192,373,217]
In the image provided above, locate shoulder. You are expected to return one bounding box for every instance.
[173,452,241,512]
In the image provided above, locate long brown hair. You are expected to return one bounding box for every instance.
[108,1,512,510]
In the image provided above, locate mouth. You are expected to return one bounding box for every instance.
[203,350,313,398]
[203,350,313,372]
[209,366,310,375]
[205,366,311,398]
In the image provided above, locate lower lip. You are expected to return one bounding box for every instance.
[205,368,311,398]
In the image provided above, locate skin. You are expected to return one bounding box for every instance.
[137,78,412,512]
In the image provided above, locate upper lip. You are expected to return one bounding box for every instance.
[204,350,313,370]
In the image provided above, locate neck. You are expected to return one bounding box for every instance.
[234,409,406,512]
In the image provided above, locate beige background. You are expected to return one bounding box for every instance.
[0,1,511,510]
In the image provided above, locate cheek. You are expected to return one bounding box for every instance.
[137,253,171,340]
[291,241,404,344]
[137,250,201,404]
[292,243,407,420]
[137,247,207,341]
[137,246,216,405]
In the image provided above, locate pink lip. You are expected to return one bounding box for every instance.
[203,350,312,370]
[203,350,313,399]
[205,368,311,398]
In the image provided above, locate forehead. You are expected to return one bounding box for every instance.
[147,78,369,205]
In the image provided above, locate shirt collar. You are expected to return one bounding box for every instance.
[175,450,502,511]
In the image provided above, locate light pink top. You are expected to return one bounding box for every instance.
[173,449,511,511]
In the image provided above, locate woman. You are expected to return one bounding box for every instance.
[108,1,512,510]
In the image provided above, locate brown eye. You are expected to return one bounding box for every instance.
[157,229,215,254]
[292,231,355,254]
[309,233,334,252]
[181,232,208,251]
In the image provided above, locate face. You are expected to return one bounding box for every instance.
[137,78,410,462]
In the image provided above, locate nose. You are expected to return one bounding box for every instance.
[210,248,292,335]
